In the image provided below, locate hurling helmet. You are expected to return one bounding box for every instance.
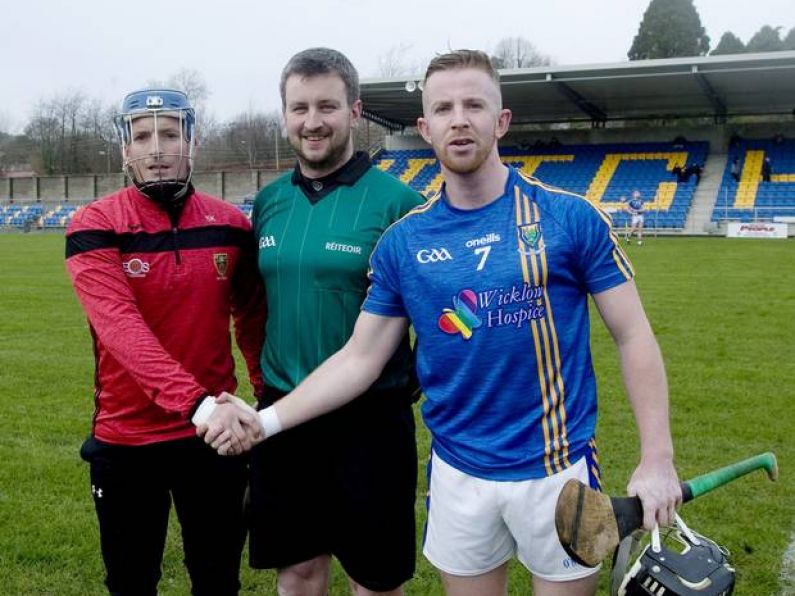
[113,89,196,204]
[611,514,735,596]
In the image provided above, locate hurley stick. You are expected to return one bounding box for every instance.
[555,452,778,567]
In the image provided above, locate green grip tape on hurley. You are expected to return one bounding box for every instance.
[682,452,778,503]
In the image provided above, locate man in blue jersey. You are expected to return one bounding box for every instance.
[625,189,645,245]
[201,49,681,596]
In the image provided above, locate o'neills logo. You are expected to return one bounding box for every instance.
[465,233,501,248]
[122,258,150,278]
[213,253,229,279]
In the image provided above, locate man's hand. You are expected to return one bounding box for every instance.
[627,455,682,529]
[195,392,263,455]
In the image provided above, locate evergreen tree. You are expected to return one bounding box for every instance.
[628,0,710,60]
[710,32,746,55]
[781,27,795,51]
[746,25,784,52]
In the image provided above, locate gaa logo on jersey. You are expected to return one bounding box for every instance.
[259,235,276,249]
[122,258,150,278]
[416,247,453,264]
[213,253,229,279]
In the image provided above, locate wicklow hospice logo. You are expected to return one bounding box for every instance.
[438,289,481,340]
[438,283,546,340]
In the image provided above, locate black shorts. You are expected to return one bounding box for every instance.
[80,435,248,596]
[248,387,418,592]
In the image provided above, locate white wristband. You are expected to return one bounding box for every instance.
[191,396,217,426]
[258,405,283,439]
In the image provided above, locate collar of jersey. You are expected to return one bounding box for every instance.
[291,151,371,203]
[439,166,518,215]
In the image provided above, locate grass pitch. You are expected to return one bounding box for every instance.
[0,233,793,595]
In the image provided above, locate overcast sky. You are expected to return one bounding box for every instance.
[1,0,791,132]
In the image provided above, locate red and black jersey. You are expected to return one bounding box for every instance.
[66,186,265,446]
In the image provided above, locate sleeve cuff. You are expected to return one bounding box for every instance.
[191,396,217,426]
[258,405,283,438]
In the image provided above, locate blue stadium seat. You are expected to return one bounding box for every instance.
[379,140,710,229]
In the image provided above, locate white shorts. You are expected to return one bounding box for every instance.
[423,452,601,581]
[631,214,644,226]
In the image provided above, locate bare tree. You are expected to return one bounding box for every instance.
[0,110,12,135]
[16,78,297,175]
[148,68,212,135]
[167,68,210,107]
[0,132,35,175]
[25,93,118,175]
[491,37,553,69]
[26,96,65,174]
[376,43,421,78]
[196,109,288,170]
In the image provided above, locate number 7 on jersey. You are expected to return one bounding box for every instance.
[474,246,491,271]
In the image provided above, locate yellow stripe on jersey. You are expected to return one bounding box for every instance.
[518,170,635,282]
[588,438,600,464]
[514,186,554,477]
[533,201,572,468]
[611,250,632,280]
[521,192,564,474]
[588,438,603,489]
[404,192,441,217]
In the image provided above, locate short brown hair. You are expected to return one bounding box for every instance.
[280,48,359,109]
[422,49,500,86]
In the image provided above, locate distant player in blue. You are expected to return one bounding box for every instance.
[203,50,682,596]
[625,189,645,245]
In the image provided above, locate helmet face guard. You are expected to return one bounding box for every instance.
[113,89,196,205]
[612,515,735,596]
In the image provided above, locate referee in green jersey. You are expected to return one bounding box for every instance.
[248,48,424,595]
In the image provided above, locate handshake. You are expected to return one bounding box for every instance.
[193,393,282,456]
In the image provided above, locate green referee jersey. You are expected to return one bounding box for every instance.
[252,159,425,393]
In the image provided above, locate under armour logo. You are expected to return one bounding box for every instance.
[92,484,104,499]
[205,215,216,222]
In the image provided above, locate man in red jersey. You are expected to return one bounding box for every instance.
[65,88,265,596]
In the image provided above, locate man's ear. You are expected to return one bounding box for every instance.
[495,108,512,140]
[417,117,432,145]
[351,99,363,128]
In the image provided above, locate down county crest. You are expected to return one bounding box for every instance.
[213,253,229,278]
[517,222,545,255]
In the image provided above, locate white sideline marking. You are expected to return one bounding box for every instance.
[781,531,795,595]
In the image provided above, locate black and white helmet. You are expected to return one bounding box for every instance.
[611,514,735,596]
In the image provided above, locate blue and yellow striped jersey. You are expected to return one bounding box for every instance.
[364,167,633,481]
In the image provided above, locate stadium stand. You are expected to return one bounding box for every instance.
[375,141,710,229]
[713,137,795,223]
[41,204,79,228]
[0,204,44,230]
[0,199,256,227]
